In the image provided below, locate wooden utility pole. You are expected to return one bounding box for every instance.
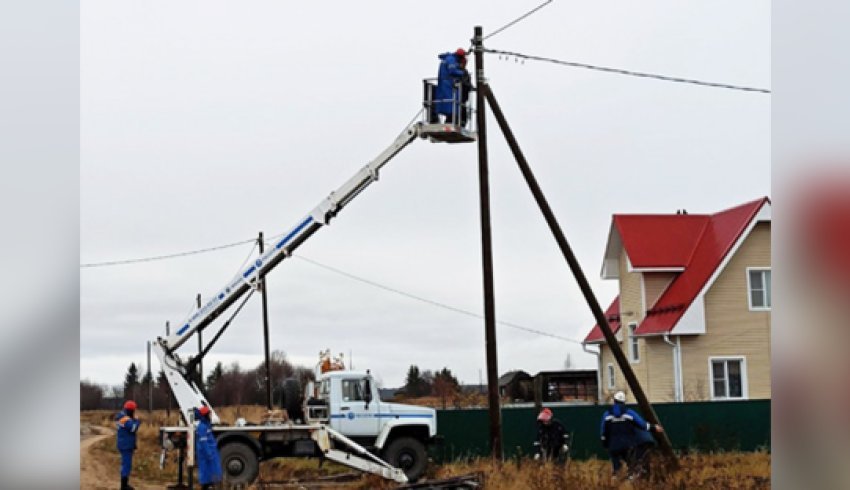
[259,231,273,410]
[165,321,172,419]
[147,341,153,414]
[473,25,502,459]
[196,293,203,388]
[481,82,678,469]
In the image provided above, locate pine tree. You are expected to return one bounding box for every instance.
[206,361,224,391]
[123,362,140,401]
[404,365,424,397]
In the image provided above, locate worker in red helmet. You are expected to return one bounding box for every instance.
[434,47,474,127]
[115,400,141,490]
[194,405,223,489]
[533,407,569,463]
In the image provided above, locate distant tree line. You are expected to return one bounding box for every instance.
[80,350,313,411]
[402,365,461,409]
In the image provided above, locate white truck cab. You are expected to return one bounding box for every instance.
[303,370,437,479]
[312,371,436,440]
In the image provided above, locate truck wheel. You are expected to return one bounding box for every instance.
[281,378,304,421]
[219,441,259,486]
[382,437,427,481]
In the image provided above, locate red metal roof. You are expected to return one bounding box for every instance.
[613,215,708,268]
[583,296,621,343]
[587,197,769,340]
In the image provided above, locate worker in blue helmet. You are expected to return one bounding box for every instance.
[194,405,223,489]
[434,48,473,126]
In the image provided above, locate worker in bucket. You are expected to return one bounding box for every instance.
[115,400,141,490]
[533,407,569,463]
[195,405,223,489]
[434,48,471,126]
[599,391,664,478]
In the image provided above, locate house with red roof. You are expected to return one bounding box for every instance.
[583,198,771,403]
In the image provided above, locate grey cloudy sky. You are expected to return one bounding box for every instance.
[81,1,769,389]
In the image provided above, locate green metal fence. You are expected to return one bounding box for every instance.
[432,400,770,462]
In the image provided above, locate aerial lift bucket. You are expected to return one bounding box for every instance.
[420,78,476,143]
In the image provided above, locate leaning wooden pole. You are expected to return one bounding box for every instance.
[481,82,678,470]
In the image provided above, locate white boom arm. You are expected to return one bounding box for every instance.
[312,426,408,483]
[154,121,424,420]
[153,341,220,425]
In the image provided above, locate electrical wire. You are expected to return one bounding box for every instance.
[292,255,584,345]
[80,238,256,268]
[483,1,554,41]
[81,106,425,272]
[81,234,586,344]
[485,48,771,94]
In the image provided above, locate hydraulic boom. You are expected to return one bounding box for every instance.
[154,121,426,422]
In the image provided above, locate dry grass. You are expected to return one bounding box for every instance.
[420,452,771,489]
[82,408,770,489]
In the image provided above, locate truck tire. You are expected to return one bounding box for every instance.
[219,441,259,486]
[281,378,304,421]
[382,437,427,482]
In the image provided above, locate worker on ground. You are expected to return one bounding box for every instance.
[115,400,141,490]
[599,391,663,478]
[195,405,223,489]
[533,407,569,463]
[434,48,472,126]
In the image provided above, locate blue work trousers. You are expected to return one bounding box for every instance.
[120,449,134,477]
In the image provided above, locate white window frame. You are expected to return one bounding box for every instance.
[746,267,771,311]
[607,363,615,390]
[708,356,749,400]
[628,323,640,363]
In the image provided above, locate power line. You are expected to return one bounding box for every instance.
[80,238,256,268]
[292,255,583,345]
[80,236,585,343]
[483,1,554,41]
[485,48,771,94]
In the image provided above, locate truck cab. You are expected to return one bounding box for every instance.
[306,370,436,479]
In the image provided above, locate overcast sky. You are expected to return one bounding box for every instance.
[80,1,769,390]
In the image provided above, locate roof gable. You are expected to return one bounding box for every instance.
[615,215,709,268]
[588,197,770,341]
[637,197,769,334]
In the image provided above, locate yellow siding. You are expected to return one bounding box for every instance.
[645,338,676,402]
[680,222,771,400]
[643,272,676,309]
[615,249,648,403]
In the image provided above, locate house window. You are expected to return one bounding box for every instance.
[628,323,639,362]
[710,357,747,400]
[747,268,771,310]
[607,363,615,389]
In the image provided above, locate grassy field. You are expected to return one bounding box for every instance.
[82,407,770,489]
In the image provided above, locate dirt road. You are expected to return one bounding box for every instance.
[80,426,159,490]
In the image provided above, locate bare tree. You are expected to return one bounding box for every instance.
[80,380,104,410]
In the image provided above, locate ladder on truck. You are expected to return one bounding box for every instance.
[153,88,475,485]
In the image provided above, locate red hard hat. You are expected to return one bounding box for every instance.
[123,400,137,411]
[537,408,553,422]
[455,48,467,57]
[198,405,211,416]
